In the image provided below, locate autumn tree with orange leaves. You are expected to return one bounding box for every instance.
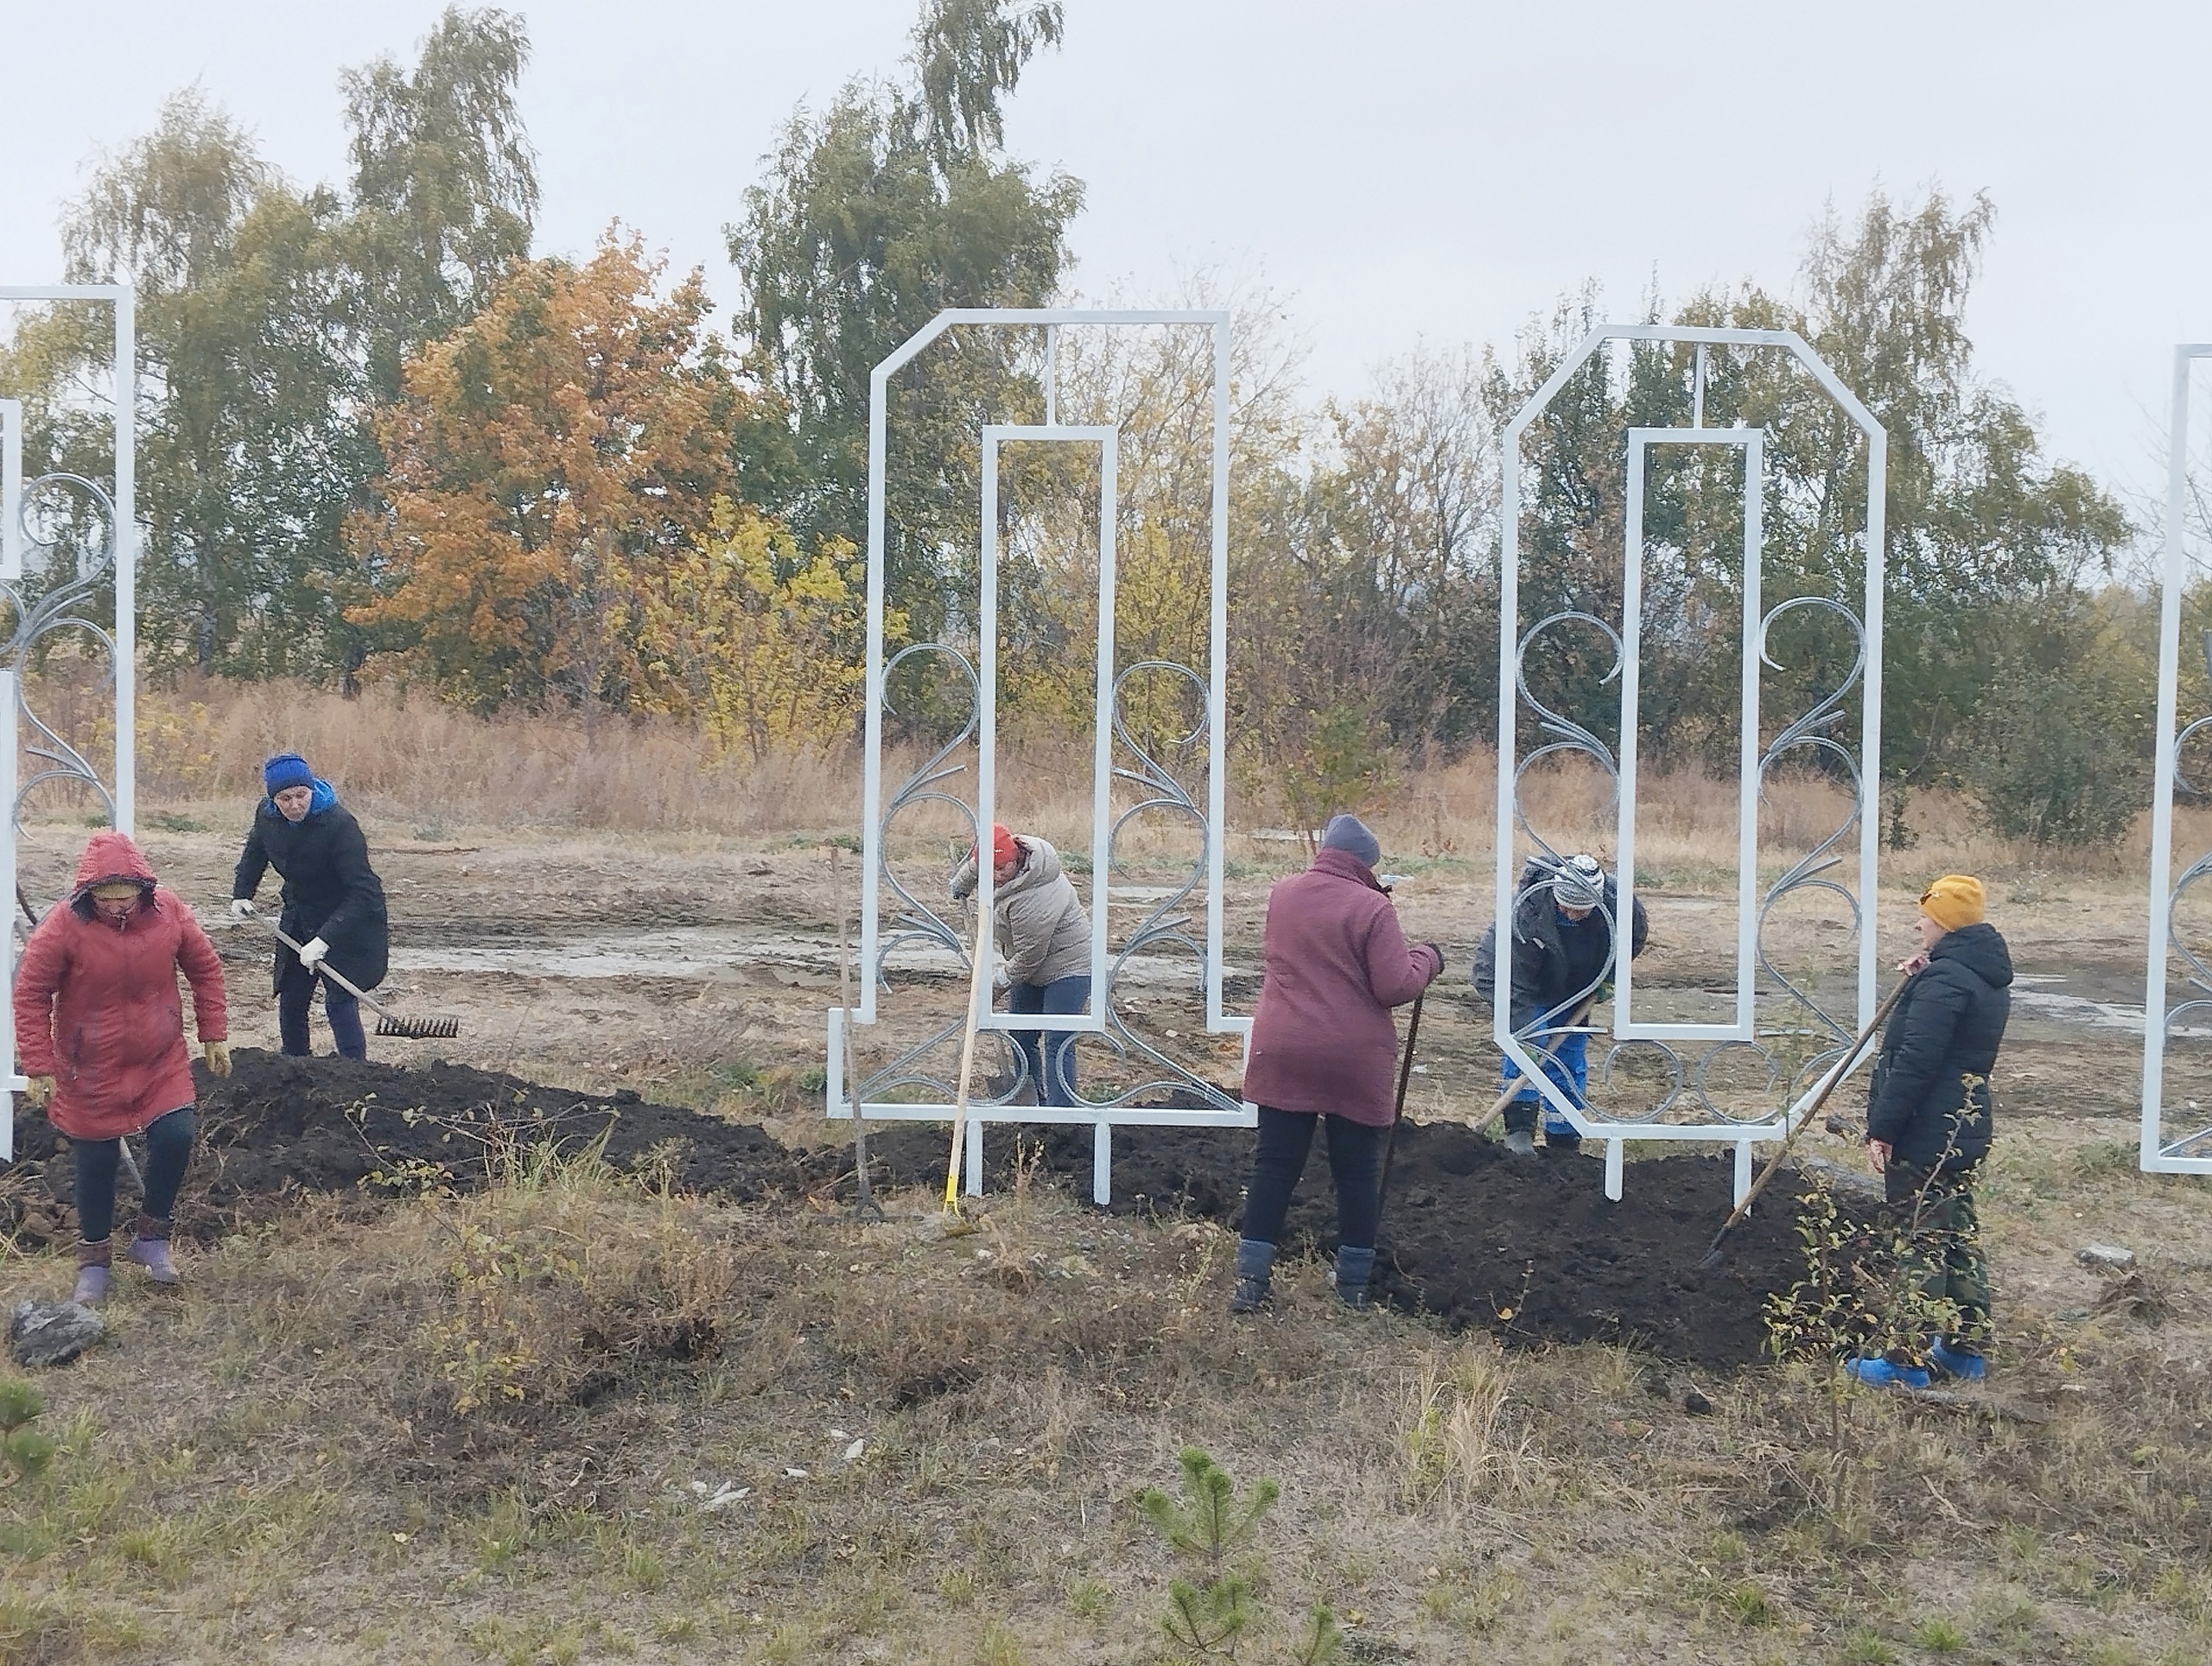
[347,234,741,715]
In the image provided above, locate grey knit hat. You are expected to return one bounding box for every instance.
[1550,853,1605,911]
[1321,814,1382,869]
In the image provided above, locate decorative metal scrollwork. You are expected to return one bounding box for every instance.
[851,652,1236,1114]
[5,472,122,825]
[1508,596,1869,1127]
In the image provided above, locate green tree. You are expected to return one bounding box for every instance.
[3,8,540,684]
[341,4,538,404]
[1482,189,2137,844]
[728,0,1083,645]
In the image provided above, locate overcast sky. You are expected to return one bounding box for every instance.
[3,1,2207,506]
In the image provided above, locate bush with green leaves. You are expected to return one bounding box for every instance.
[1138,1447,1342,1664]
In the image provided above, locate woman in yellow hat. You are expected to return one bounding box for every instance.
[1847,874,2011,1389]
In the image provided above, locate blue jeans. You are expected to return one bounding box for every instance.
[1501,1003,1589,1137]
[1005,974,1090,1106]
[74,1105,194,1242]
[279,959,366,1059]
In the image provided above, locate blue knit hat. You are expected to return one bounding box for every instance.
[263,752,314,794]
[1321,814,1382,869]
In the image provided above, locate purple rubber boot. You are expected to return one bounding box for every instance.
[125,1214,180,1286]
[73,1237,113,1307]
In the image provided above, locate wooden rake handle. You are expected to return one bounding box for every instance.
[1704,973,1912,1251]
[1474,993,1599,1137]
[266,922,402,1027]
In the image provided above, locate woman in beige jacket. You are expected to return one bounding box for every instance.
[951,823,1092,1104]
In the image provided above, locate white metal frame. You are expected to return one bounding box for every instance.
[1615,428,1764,1044]
[0,286,136,830]
[2141,344,2212,1174]
[972,423,1117,1034]
[826,308,1252,1204]
[1,399,22,586]
[0,671,15,1160]
[1,284,137,1162]
[1496,325,1887,1202]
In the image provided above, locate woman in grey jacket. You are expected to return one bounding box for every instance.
[951,823,1093,1104]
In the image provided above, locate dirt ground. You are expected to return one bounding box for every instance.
[3,814,2208,1665]
[5,815,2189,1377]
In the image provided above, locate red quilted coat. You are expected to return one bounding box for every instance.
[15,831,228,1141]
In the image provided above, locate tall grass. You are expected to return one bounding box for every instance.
[28,671,2167,876]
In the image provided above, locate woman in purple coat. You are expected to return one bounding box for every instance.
[1232,815,1442,1313]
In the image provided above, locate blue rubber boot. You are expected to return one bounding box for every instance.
[1928,1339,1986,1382]
[1332,1245,1377,1310]
[1844,1356,1932,1390]
[1229,1239,1275,1314]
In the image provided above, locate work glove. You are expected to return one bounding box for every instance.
[297,937,329,971]
[202,1040,232,1078]
[23,1076,54,1109]
[229,898,256,919]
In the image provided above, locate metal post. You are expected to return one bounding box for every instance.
[0,399,21,587]
[2,668,17,1163]
[113,288,134,836]
[2142,347,2212,1173]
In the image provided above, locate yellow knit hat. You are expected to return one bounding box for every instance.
[1919,874,1986,933]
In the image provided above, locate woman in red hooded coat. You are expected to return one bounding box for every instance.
[15,831,230,1305]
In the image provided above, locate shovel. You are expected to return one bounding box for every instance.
[1694,973,1910,1271]
[830,842,884,1221]
[1374,989,1427,1220]
[264,923,460,1040]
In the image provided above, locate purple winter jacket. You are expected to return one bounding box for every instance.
[1242,848,1443,1125]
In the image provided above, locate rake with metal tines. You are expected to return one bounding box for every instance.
[266,923,461,1040]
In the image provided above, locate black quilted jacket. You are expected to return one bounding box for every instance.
[1866,922,2012,1170]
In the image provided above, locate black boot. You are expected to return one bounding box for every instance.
[1332,1244,1376,1310]
[1229,1238,1275,1314]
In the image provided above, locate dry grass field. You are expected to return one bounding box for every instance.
[2,689,2208,1665]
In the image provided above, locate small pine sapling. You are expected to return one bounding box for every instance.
[1138,1447,1343,1663]
[0,1377,54,1484]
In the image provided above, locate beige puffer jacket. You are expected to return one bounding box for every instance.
[950,836,1092,988]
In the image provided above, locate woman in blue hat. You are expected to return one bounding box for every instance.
[229,753,390,1058]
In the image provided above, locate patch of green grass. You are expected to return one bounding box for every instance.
[1066,1577,1110,1620]
[621,1542,668,1592]
[938,1567,978,1607]
[147,811,204,833]
[2075,1140,2137,1176]
[1723,1580,1778,1627]
[1913,1616,1967,1652]
[1839,1628,1897,1663]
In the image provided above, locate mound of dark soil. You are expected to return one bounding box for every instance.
[4,1048,823,1235]
[990,1118,1812,1369]
[3,1051,1832,1367]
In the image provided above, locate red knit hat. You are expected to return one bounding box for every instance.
[991,823,1020,867]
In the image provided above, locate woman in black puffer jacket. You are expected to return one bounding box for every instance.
[1849,874,2012,1389]
[230,752,390,1059]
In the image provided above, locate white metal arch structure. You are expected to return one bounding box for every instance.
[1494,323,1888,1203]
[2141,344,2212,1175]
[825,308,1254,1204]
[0,283,138,1163]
